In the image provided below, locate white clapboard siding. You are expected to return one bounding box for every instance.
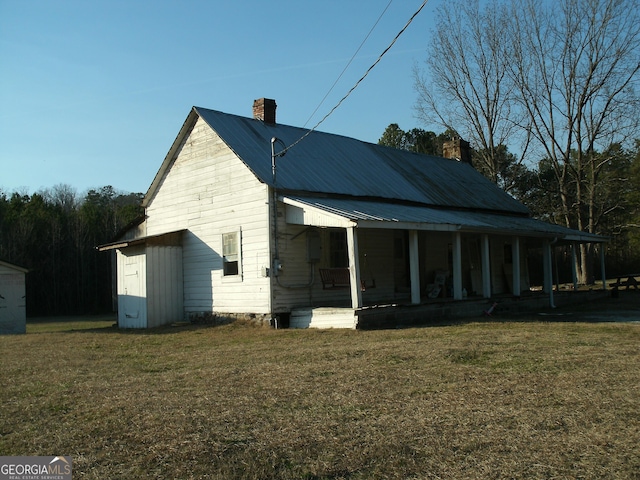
[145,116,271,315]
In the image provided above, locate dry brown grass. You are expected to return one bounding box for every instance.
[1,295,639,479]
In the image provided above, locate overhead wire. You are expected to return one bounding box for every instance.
[277,0,430,156]
[303,0,394,128]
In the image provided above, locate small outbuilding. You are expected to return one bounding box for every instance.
[0,260,28,334]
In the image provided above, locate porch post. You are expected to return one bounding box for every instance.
[452,232,463,300]
[512,236,521,297]
[481,234,491,298]
[600,243,607,289]
[346,226,363,309]
[543,240,555,308]
[409,230,421,304]
[571,242,578,291]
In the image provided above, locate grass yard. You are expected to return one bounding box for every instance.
[1,297,639,479]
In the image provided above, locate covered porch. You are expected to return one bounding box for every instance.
[281,196,607,329]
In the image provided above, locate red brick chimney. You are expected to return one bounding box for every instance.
[252,98,277,124]
[443,138,472,165]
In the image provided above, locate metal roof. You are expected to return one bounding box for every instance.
[142,106,604,244]
[283,196,605,243]
[194,107,530,215]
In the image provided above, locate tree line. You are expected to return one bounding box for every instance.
[0,185,143,316]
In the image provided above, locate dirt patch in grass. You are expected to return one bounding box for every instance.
[1,296,639,479]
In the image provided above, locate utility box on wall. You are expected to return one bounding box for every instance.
[307,229,321,263]
[0,260,28,334]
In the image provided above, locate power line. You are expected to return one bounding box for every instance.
[303,0,394,128]
[278,0,430,156]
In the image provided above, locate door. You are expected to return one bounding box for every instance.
[119,253,146,328]
[0,273,26,334]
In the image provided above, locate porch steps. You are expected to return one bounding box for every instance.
[290,307,357,329]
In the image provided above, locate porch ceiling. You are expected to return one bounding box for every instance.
[282,196,605,244]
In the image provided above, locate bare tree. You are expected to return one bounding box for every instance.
[42,184,78,213]
[416,0,640,283]
[413,0,529,187]
[507,0,640,282]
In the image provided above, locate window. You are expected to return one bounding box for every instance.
[222,231,241,276]
[329,230,348,268]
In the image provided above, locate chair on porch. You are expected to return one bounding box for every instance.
[320,268,350,289]
[319,267,376,291]
[426,270,448,298]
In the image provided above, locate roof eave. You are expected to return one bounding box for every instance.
[142,108,201,208]
[97,229,187,252]
[0,260,29,273]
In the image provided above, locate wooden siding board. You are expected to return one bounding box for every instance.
[146,246,183,327]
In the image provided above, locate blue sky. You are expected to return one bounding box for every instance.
[0,0,439,195]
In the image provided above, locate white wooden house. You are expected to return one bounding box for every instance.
[100,98,605,329]
[0,260,28,334]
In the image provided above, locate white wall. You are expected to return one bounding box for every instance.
[144,116,272,316]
